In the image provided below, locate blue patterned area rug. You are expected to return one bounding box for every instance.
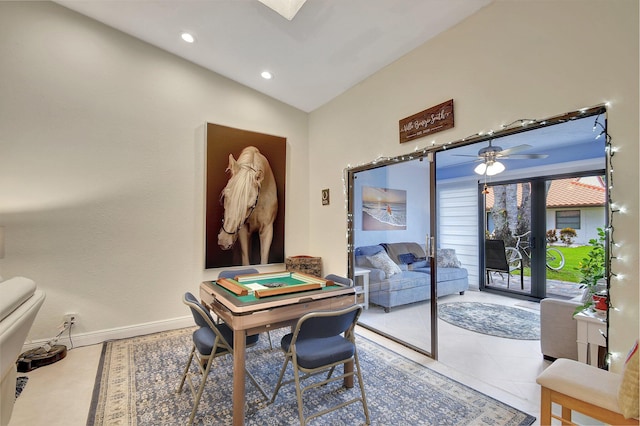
[87,327,535,425]
[439,302,540,340]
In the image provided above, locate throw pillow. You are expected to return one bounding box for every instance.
[397,253,417,265]
[366,251,402,279]
[618,339,639,419]
[437,248,462,268]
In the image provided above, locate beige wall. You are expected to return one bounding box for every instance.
[0,2,309,342]
[308,0,639,370]
[1,1,637,372]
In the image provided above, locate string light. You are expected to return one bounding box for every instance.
[345,104,609,173]
[343,105,623,367]
[591,109,628,366]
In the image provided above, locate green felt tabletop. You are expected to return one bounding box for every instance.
[214,276,340,304]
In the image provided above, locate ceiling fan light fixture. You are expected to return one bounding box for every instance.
[486,161,505,176]
[474,160,505,176]
[474,163,487,175]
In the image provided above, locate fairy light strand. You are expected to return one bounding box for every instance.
[591,111,620,368]
[343,105,621,366]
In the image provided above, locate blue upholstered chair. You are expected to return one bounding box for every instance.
[218,268,260,280]
[218,268,273,349]
[270,304,370,425]
[324,273,353,287]
[177,292,267,425]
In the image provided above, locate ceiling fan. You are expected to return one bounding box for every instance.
[458,140,549,176]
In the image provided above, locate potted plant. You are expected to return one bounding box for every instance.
[574,227,607,315]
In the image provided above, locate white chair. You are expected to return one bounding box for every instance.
[0,277,46,426]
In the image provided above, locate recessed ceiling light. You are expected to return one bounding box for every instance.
[261,71,273,80]
[181,32,195,43]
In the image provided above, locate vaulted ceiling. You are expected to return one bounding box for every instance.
[56,0,492,112]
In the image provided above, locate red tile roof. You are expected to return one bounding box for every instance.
[485,177,605,208]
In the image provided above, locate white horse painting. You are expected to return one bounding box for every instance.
[217,146,278,265]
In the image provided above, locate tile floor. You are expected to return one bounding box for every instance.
[8,290,590,426]
[358,290,547,419]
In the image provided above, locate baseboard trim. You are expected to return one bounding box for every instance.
[22,316,194,351]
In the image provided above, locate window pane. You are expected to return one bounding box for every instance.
[556,210,580,229]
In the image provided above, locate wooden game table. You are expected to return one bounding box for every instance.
[199,271,356,426]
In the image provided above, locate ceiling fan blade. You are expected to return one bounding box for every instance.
[500,153,549,160]
[497,144,532,156]
[454,158,484,165]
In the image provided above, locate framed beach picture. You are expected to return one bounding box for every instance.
[205,123,286,269]
[362,186,407,231]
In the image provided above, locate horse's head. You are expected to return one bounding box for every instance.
[218,151,264,250]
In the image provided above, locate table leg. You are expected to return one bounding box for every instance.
[233,331,246,426]
[577,342,588,364]
[363,273,369,309]
[344,360,354,388]
[588,344,599,367]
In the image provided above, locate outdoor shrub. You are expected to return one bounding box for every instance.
[546,229,558,243]
[560,227,577,246]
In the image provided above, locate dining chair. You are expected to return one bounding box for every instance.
[177,292,267,425]
[270,304,370,425]
[218,268,273,349]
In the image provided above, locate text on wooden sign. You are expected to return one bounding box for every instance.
[399,99,454,143]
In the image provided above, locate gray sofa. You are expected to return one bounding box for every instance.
[355,242,468,312]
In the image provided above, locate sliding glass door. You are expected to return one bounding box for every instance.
[347,156,437,357]
[346,105,607,361]
[483,174,605,299]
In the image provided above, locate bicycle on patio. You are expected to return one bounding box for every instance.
[506,231,565,271]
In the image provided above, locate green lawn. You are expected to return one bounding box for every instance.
[521,245,593,283]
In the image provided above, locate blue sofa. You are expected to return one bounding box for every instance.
[355,242,468,312]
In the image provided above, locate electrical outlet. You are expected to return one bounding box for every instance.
[63,313,78,327]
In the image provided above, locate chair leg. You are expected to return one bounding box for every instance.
[292,357,306,425]
[188,354,213,426]
[266,330,273,350]
[246,368,268,400]
[540,386,552,425]
[353,350,371,425]
[177,345,196,393]
[561,406,572,425]
[326,365,336,381]
[270,356,291,403]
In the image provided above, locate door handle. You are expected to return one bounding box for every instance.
[426,235,435,258]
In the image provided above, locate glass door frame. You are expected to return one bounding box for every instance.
[479,171,606,300]
[346,104,608,360]
[346,152,438,359]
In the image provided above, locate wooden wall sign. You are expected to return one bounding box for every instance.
[399,99,454,143]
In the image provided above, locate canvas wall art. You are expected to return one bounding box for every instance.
[205,123,286,269]
[362,186,407,231]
